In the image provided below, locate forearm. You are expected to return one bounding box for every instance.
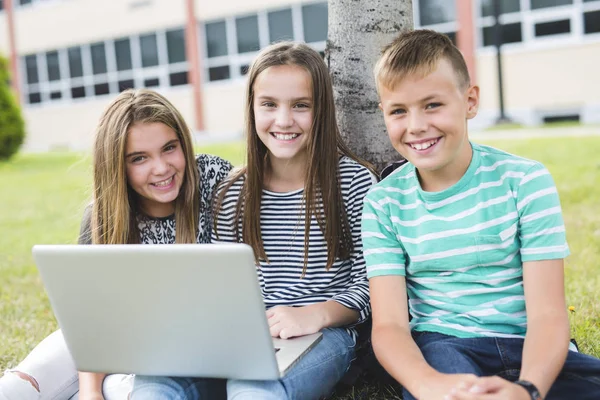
[520,313,570,397]
[372,324,439,396]
[306,300,359,329]
[78,372,106,397]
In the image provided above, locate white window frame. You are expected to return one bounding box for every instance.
[20,26,190,108]
[412,0,600,56]
[201,0,327,86]
[473,0,600,55]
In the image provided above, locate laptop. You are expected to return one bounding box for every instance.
[32,244,322,380]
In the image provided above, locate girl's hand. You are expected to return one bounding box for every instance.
[446,376,531,400]
[266,305,323,339]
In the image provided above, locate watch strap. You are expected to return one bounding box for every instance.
[514,380,542,400]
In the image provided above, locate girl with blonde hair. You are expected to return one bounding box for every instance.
[0,89,232,400]
[133,42,377,400]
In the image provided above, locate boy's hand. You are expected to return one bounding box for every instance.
[416,373,478,400]
[266,306,322,339]
[446,376,531,400]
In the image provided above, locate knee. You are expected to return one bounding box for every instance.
[7,372,39,392]
[227,379,285,400]
[420,342,480,375]
[130,376,185,400]
[0,371,40,400]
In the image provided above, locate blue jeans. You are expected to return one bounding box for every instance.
[403,331,600,400]
[131,328,355,400]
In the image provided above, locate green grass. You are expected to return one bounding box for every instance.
[0,136,598,398]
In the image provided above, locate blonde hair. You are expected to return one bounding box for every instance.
[215,42,374,276]
[374,29,470,92]
[91,89,199,244]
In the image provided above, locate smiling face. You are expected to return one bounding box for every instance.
[252,65,313,170]
[125,122,186,217]
[379,58,479,190]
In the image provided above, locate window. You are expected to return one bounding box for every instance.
[71,87,85,99]
[481,0,520,17]
[144,78,160,87]
[469,0,600,48]
[25,55,39,84]
[413,1,456,47]
[203,2,326,83]
[482,23,522,46]
[169,71,188,86]
[140,33,159,67]
[584,10,600,34]
[419,0,455,25]
[28,93,41,104]
[535,19,571,36]
[166,28,186,64]
[302,3,328,42]
[114,38,132,71]
[22,25,190,106]
[90,42,107,75]
[94,83,110,96]
[46,51,61,81]
[118,79,135,91]
[268,9,293,42]
[531,0,572,10]
[209,66,230,81]
[206,21,228,58]
[68,47,84,78]
[236,15,260,53]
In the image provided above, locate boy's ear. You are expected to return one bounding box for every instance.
[378,103,383,111]
[466,85,480,120]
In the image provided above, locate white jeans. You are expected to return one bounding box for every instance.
[0,330,132,400]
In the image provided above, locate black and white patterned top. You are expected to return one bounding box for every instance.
[79,154,232,245]
[212,156,377,341]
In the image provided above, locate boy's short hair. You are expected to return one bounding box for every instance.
[374,29,471,92]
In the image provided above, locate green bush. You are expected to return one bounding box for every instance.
[0,55,26,160]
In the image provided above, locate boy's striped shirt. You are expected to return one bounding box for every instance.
[362,143,569,338]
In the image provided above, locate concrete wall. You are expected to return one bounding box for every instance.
[473,41,600,128]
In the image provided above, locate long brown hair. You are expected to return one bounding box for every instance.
[91,89,199,244]
[215,42,374,276]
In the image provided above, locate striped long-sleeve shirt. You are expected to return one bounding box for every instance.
[362,142,569,339]
[213,156,377,341]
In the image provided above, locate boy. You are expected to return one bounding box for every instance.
[362,30,600,400]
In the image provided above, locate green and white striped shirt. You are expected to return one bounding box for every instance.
[362,142,569,338]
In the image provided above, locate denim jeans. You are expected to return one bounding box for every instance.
[0,330,133,400]
[403,331,600,400]
[131,327,355,400]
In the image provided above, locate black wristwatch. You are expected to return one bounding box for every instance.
[514,380,542,400]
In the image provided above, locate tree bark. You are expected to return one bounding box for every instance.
[328,0,413,172]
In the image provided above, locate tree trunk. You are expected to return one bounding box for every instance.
[328,0,413,173]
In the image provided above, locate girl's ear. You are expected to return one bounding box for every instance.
[466,85,480,120]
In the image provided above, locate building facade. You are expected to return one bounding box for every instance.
[0,0,599,151]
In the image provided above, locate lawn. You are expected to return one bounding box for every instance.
[1,136,598,397]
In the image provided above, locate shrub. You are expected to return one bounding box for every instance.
[0,55,26,160]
